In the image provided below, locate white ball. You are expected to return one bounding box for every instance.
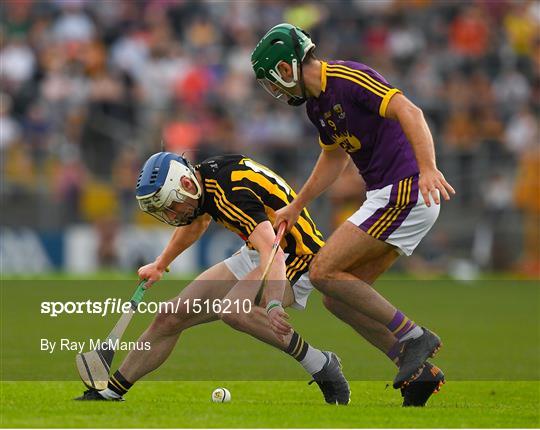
[211,387,231,403]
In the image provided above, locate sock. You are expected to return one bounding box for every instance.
[386,310,424,343]
[285,331,328,375]
[386,341,402,367]
[100,370,133,399]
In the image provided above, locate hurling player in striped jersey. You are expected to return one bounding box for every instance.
[252,23,455,406]
[76,152,350,405]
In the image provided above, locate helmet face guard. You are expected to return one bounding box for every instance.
[257,63,300,104]
[137,189,200,227]
[136,153,202,226]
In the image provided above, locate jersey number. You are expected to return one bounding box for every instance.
[242,159,291,194]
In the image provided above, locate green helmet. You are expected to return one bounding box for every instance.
[251,23,315,105]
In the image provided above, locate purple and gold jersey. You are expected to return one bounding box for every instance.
[306,61,419,191]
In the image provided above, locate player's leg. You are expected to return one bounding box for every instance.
[219,249,327,366]
[320,255,445,406]
[321,248,400,359]
[220,276,296,349]
[87,262,236,400]
[310,221,441,387]
[119,262,235,380]
[219,247,321,355]
[218,247,350,404]
[220,270,331,373]
[219,279,349,404]
[310,222,401,323]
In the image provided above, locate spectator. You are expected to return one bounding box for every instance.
[52,2,95,44]
[0,35,36,91]
[0,0,537,276]
[493,68,531,115]
[514,147,540,277]
[504,1,537,58]
[0,93,20,150]
[505,106,538,156]
[449,5,490,58]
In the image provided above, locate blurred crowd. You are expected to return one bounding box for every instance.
[1,0,539,274]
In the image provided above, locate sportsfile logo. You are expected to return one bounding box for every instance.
[40,298,252,317]
[42,298,140,317]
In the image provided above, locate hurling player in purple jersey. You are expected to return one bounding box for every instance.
[252,24,454,406]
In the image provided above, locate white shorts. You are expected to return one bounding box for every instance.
[348,175,440,256]
[224,245,314,310]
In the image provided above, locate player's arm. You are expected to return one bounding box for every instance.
[273,148,349,231]
[385,93,455,207]
[138,214,212,287]
[248,221,291,336]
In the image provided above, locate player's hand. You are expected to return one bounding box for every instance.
[273,203,302,233]
[137,262,164,288]
[267,306,292,338]
[419,169,455,207]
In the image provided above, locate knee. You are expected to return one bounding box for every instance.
[151,303,189,335]
[220,311,248,332]
[322,295,351,321]
[322,294,339,313]
[309,257,336,292]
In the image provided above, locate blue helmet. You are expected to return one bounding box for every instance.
[136,152,202,226]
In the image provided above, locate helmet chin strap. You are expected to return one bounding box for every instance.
[287,61,307,106]
[190,193,205,222]
[192,164,205,220]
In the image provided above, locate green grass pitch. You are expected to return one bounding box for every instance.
[1,381,538,428]
[1,276,539,427]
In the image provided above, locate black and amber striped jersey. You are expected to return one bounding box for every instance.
[196,154,324,284]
